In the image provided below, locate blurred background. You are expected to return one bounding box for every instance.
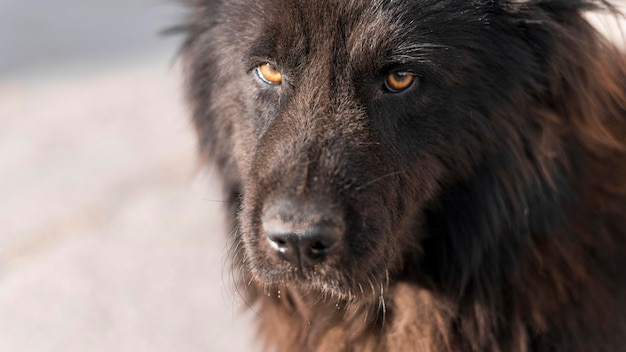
[0,0,256,351]
[0,1,623,352]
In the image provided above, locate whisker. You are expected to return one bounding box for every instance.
[368,278,376,297]
[355,170,405,191]
[363,302,370,323]
[379,282,387,329]
[202,198,233,203]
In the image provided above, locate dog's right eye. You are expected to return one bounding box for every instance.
[255,63,283,85]
[384,71,415,93]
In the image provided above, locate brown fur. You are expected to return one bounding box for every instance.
[180,0,626,350]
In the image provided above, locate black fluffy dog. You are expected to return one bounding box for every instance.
[180,1,626,350]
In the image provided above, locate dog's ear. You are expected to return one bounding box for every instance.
[163,0,223,58]
[498,0,619,16]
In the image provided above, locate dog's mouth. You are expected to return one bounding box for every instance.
[238,196,405,301]
[248,251,392,303]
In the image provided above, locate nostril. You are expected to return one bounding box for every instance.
[273,237,287,246]
[309,235,336,253]
[311,241,327,252]
[266,232,292,253]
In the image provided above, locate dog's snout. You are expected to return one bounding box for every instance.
[262,200,344,269]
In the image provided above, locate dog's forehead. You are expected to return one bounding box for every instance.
[341,1,406,61]
[240,0,409,65]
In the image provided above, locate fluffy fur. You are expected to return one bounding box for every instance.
[180,0,626,350]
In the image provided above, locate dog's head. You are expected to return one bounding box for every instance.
[183,0,611,299]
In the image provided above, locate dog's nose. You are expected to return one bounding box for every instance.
[264,225,340,267]
[262,200,343,269]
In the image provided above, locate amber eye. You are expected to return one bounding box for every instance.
[255,63,283,85]
[384,71,415,92]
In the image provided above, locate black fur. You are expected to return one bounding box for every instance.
[181,1,626,350]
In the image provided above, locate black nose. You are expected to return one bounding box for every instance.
[262,200,343,269]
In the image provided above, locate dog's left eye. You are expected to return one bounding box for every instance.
[255,63,283,85]
[384,71,415,92]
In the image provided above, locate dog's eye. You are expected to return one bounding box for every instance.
[384,71,415,92]
[255,63,283,85]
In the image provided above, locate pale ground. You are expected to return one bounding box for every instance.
[0,59,258,351]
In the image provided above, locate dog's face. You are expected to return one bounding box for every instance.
[186,0,552,299]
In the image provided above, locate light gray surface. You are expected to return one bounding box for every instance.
[1,1,259,350]
[0,62,258,352]
[0,0,186,79]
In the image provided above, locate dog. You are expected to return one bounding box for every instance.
[180,0,626,350]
